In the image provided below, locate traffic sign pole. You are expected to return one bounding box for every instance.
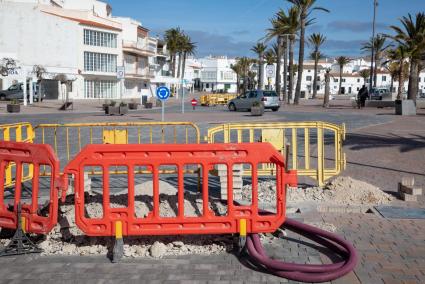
[162,100,165,122]
[181,80,185,114]
[156,86,170,122]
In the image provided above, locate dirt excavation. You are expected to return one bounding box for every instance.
[0,176,393,258]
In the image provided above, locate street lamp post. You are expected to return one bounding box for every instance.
[369,0,378,92]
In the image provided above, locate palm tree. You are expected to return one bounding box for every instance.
[180,34,196,85]
[385,45,409,100]
[388,12,425,102]
[308,33,326,98]
[271,43,282,95]
[164,27,182,78]
[251,42,267,90]
[264,49,276,90]
[361,34,391,87]
[323,68,331,108]
[336,56,351,95]
[230,62,243,94]
[266,7,300,103]
[359,69,370,86]
[288,0,329,104]
[238,57,254,94]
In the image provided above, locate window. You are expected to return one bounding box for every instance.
[248,91,257,98]
[334,78,338,83]
[317,76,321,81]
[342,78,346,83]
[357,79,360,83]
[382,76,387,82]
[84,29,117,48]
[84,80,117,99]
[201,71,217,80]
[221,71,234,80]
[84,52,117,73]
[306,76,312,81]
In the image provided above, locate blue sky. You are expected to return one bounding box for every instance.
[108,0,424,58]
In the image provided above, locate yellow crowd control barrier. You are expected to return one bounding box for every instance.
[206,122,346,186]
[200,94,237,106]
[33,122,200,163]
[0,123,35,187]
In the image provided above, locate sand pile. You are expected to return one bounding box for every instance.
[242,176,393,206]
[35,189,231,258]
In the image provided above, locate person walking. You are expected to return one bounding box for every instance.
[357,85,368,109]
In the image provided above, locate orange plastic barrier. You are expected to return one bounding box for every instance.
[64,143,297,237]
[0,141,61,234]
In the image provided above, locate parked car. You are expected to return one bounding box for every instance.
[0,83,44,102]
[228,90,280,112]
[369,87,391,100]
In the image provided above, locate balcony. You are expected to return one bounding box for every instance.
[125,64,155,80]
[123,39,156,57]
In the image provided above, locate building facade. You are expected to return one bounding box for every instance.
[199,56,237,93]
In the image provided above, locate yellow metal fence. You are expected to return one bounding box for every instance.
[206,122,346,186]
[34,122,201,164]
[200,94,237,106]
[0,123,35,187]
[1,121,346,187]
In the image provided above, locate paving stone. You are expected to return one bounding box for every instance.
[400,192,418,202]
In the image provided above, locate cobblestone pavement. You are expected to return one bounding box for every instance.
[0,212,423,283]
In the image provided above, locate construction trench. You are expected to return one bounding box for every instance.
[0,122,367,282]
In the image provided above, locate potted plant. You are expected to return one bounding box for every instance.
[119,101,128,115]
[128,99,139,110]
[395,99,416,116]
[145,98,153,109]
[102,100,110,111]
[250,101,264,116]
[7,99,20,113]
[105,100,119,115]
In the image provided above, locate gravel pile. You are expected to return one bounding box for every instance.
[242,176,393,206]
[35,190,231,258]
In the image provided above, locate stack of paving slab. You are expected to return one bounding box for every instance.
[218,164,243,200]
[398,177,422,202]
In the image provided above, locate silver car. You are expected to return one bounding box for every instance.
[228,90,280,112]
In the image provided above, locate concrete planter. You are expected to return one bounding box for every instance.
[128,103,139,110]
[395,100,416,116]
[251,106,264,116]
[119,106,128,115]
[7,104,20,113]
[106,106,128,115]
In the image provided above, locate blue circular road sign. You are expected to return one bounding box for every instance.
[156,86,171,101]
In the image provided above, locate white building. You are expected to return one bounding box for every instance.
[199,56,237,93]
[114,17,158,99]
[0,0,125,101]
[0,0,168,102]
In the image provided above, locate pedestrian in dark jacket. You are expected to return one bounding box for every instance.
[357,86,368,109]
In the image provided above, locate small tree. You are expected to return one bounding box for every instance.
[336,56,351,95]
[0,58,17,76]
[359,69,370,86]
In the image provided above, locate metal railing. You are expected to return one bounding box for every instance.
[206,122,346,186]
[200,94,237,106]
[34,122,200,164]
[0,123,34,187]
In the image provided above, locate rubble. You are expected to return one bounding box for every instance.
[242,176,394,206]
